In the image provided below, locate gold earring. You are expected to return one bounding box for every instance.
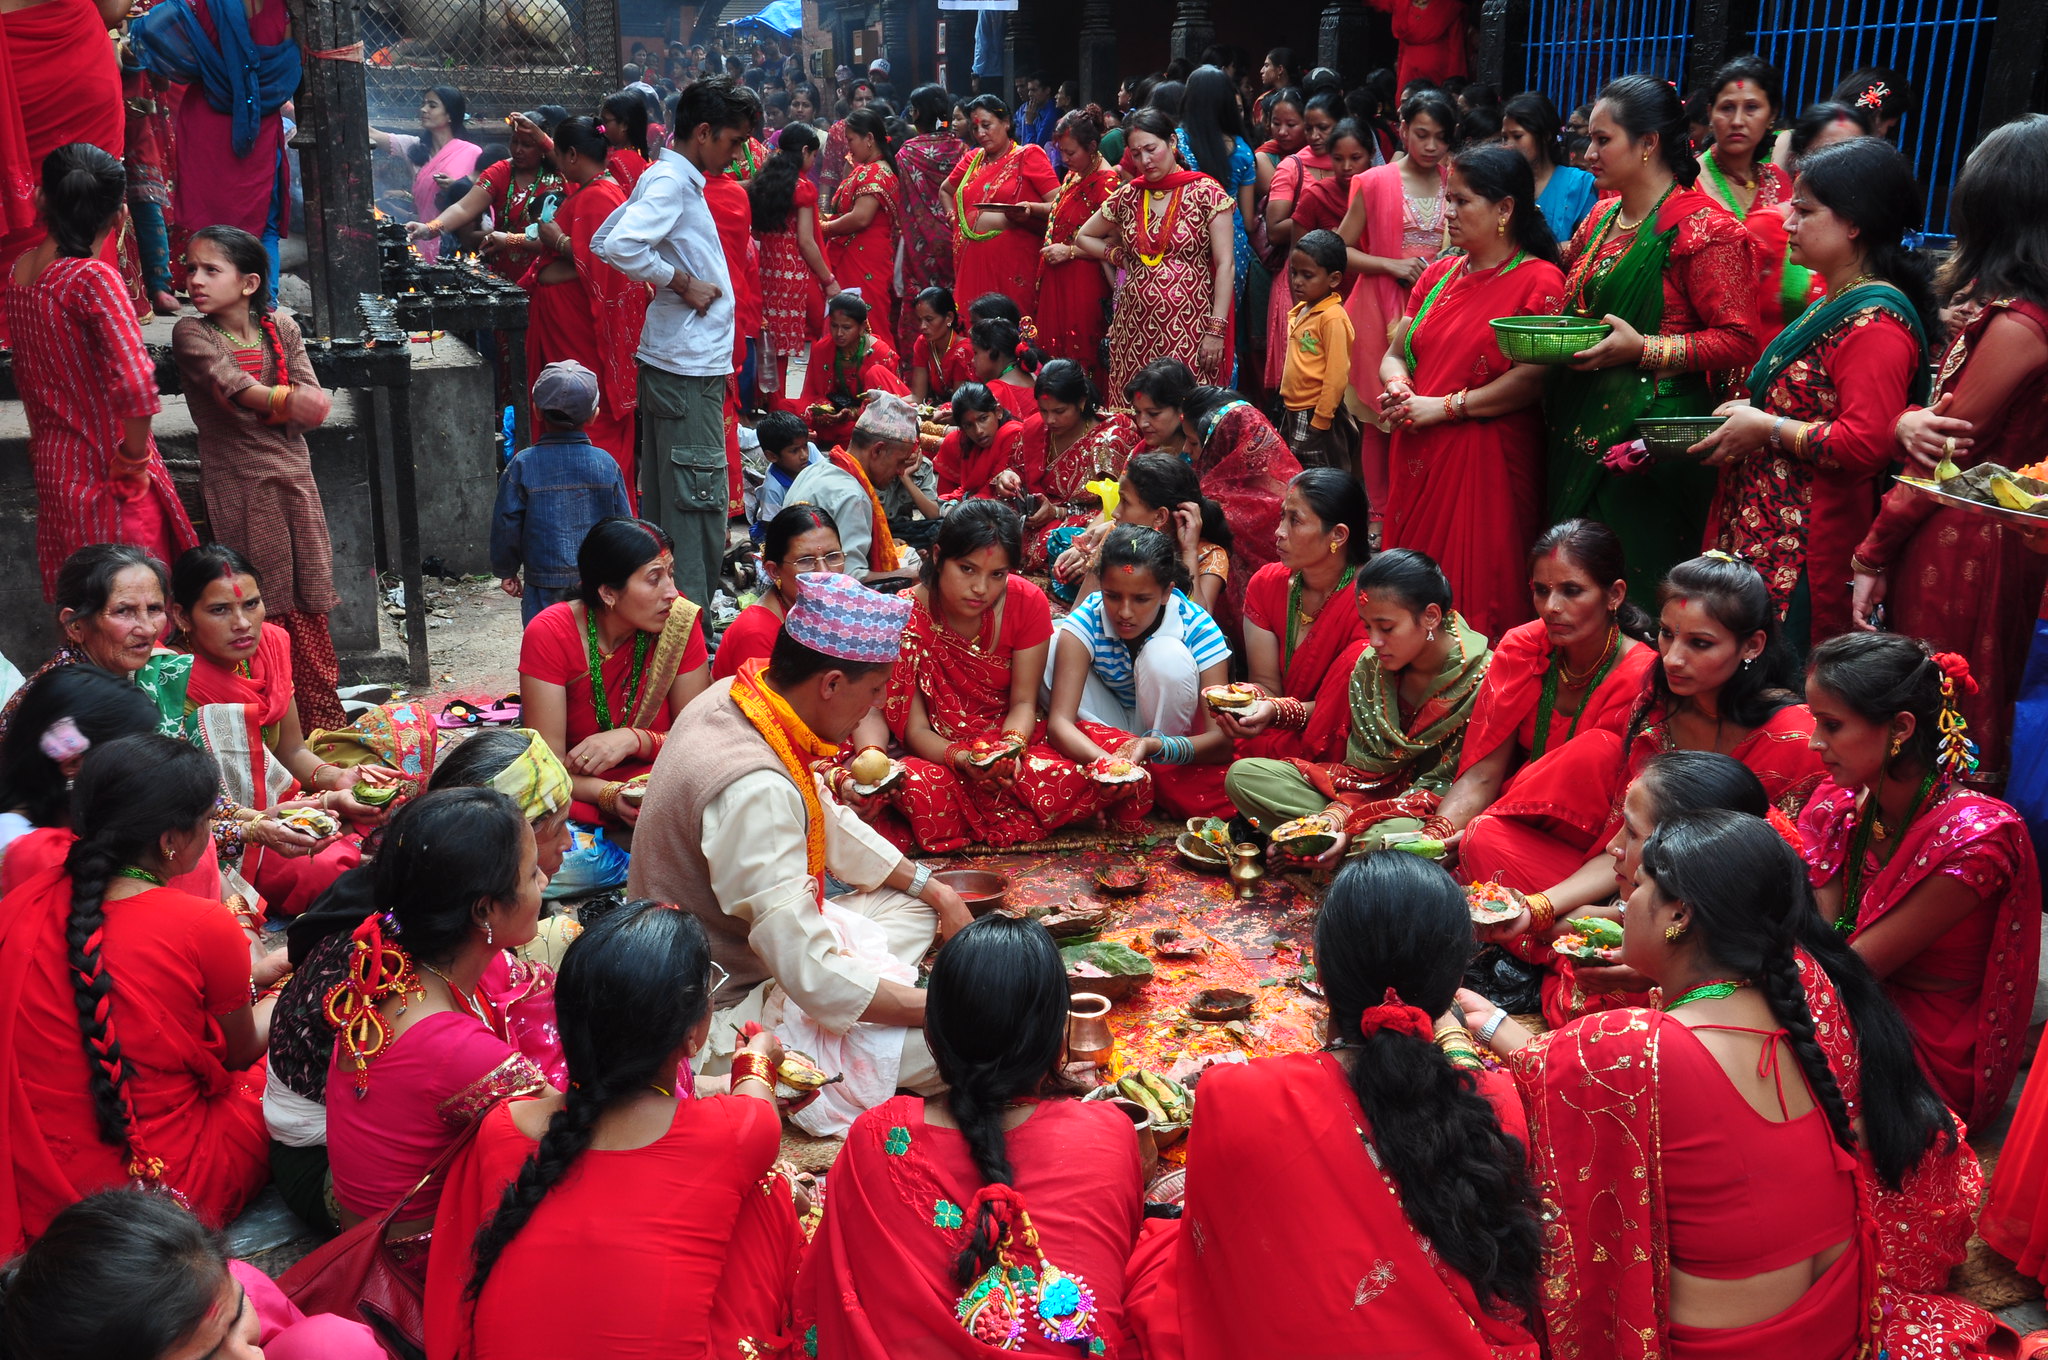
[1642,150,1651,163]
[1888,735,1903,757]
[1664,923,1685,943]
[1496,217,1507,238]
[1328,541,1338,555]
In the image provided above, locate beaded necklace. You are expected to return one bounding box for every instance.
[1664,978,1751,1010]
[1699,148,1757,215]
[1403,251,1526,371]
[954,144,1021,242]
[1532,625,1621,757]
[1283,565,1356,671]
[115,866,166,886]
[582,605,651,733]
[205,317,259,349]
[831,335,871,397]
[1132,184,1187,267]
[420,962,508,1041]
[1566,183,1677,316]
[1836,766,1942,934]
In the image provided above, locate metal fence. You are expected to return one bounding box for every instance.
[1748,0,1996,238]
[1520,0,1695,120]
[361,0,620,123]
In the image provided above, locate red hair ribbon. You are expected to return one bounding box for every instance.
[1857,82,1890,110]
[1766,805,1803,851]
[1931,651,1978,696]
[1357,986,1436,1042]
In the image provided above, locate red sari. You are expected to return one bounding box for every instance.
[793,332,908,447]
[1802,954,2011,1359]
[1856,298,2048,779]
[525,175,648,490]
[423,1095,803,1360]
[946,141,1061,316]
[1191,402,1304,635]
[606,145,649,195]
[1036,162,1120,388]
[881,579,1151,852]
[1006,411,1139,569]
[830,160,902,336]
[0,870,266,1252]
[1460,700,1826,896]
[1799,779,2040,1127]
[1511,1008,1876,1360]
[793,1095,1145,1358]
[1124,1053,1539,1360]
[1386,255,1565,641]
[759,176,827,358]
[914,330,977,399]
[934,420,1022,501]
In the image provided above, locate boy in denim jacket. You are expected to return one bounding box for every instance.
[492,361,634,623]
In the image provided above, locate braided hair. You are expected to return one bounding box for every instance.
[1639,810,1858,1155]
[1315,853,1543,1319]
[924,914,1074,1284]
[62,736,220,1167]
[188,226,290,389]
[465,901,713,1299]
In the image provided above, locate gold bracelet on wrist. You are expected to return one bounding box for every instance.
[1524,891,1556,933]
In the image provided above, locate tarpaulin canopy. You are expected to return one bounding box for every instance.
[732,0,803,35]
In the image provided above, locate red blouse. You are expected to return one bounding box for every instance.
[711,601,783,681]
[1561,191,1761,376]
[519,601,706,750]
[933,421,1020,500]
[913,332,976,397]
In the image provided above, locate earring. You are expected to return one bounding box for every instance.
[1664,923,1686,943]
[485,920,495,947]
[1888,735,1903,757]
[1496,216,1507,238]
[1742,656,1755,669]
[1425,626,1437,642]
[1641,150,1651,163]
[1328,541,1338,555]
[165,847,176,867]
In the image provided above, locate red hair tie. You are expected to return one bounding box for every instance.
[1857,82,1890,111]
[1931,650,1978,696]
[1357,987,1436,1042]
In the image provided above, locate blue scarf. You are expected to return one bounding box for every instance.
[131,0,301,159]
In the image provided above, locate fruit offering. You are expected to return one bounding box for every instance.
[351,780,399,808]
[1201,683,1262,713]
[1466,880,1523,925]
[850,748,893,785]
[1090,757,1146,784]
[1116,1069,1193,1125]
[1269,816,1338,859]
[276,806,340,838]
[962,734,1025,768]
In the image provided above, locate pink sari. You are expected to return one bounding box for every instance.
[407,137,483,262]
[1343,162,1445,517]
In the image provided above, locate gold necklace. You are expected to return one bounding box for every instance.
[1826,272,1875,303]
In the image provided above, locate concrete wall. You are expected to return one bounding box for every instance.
[370,334,501,580]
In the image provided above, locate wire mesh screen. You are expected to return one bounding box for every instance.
[1520,0,1695,119]
[1748,0,1995,239]
[363,0,611,75]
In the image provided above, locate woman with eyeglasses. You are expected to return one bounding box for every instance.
[879,502,1153,852]
[713,505,846,681]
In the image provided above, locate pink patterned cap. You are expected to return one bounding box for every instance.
[783,572,911,663]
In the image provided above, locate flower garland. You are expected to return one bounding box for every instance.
[954,144,1021,243]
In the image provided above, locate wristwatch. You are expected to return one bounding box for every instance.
[1479,1008,1510,1047]
[906,861,933,900]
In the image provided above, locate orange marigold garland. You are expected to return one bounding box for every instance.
[323,913,424,1097]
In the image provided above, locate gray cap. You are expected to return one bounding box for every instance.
[531,360,599,425]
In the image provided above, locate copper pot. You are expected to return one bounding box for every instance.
[1066,992,1115,1069]
[1100,1095,1160,1178]
[1229,842,1266,900]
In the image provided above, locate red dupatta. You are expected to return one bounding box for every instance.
[1013,411,1138,503]
[186,624,296,808]
[1193,403,1302,626]
[1131,1053,1539,1360]
[1511,1007,1880,1360]
[562,175,648,419]
[1458,622,1656,775]
[1269,570,1369,765]
[882,593,1013,741]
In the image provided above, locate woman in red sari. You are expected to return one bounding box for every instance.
[424,902,802,1360]
[599,90,652,194]
[943,95,1060,317]
[0,0,125,347]
[1179,387,1305,634]
[794,913,1145,1357]
[1696,138,1932,651]
[909,286,977,403]
[172,545,400,917]
[1126,853,1542,1359]
[1378,143,1564,641]
[1461,810,1890,1360]
[934,383,1022,502]
[794,293,908,448]
[752,124,835,380]
[1460,553,1825,895]
[880,503,1151,853]
[1337,91,1456,524]
[526,119,649,489]
[1852,116,2048,782]
[1034,108,1120,390]
[1001,360,1139,570]
[1800,634,2041,1128]
[822,109,902,338]
[0,735,266,1252]
[1693,57,1824,349]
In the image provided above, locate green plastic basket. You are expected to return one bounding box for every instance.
[1490,315,1613,364]
[1634,416,1727,460]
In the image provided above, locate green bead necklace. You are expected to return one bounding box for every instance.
[1836,765,1941,934]
[1533,625,1622,757]
[115,866,166,887]
[582,606,651,733]
[1284,565,1356,672]
[1664,978,1750,1011]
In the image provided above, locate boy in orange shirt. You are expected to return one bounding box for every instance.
[1278,229,1358,475]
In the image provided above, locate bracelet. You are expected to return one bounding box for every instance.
[1447,388,1470,422]
[1418,815,1455,841]
[312,761,341,789]
[267,383,292,425]
[1434,1024,1484,1070]
[1478,1008,1510,1047]
[1637,335,1670,370]
[907,861,933,900]
[1524,891,1556,933]
[596,781,626,819]
[1200,316,1228,338]
[1143,730,1193,765]
[1849,553,1886,576]
[730,1052,776,1092]
[1271,696,1310,731]
[1768,415,1788,451]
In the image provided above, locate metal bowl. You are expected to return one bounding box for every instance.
[933,869,1010,917]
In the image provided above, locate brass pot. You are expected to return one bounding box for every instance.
[1229,842,1266,900]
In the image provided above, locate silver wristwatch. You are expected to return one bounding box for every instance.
[906,861,933,900]
[1478,1008,1510,1047]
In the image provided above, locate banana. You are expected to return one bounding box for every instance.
[1118,1075,1170,1124]
[1136,1070,1191,1123]
[777,1053,840,1091]
[1989,475,2048,513]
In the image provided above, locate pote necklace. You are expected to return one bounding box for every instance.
[583,605,651,732]
[1133,183,1186,267]
[1665,978,1751,1010]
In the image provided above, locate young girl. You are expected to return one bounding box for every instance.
[968,314,1043,420]
[1291,119,1375,273]
[1046,525,1234,804]
[998,358,1139,571]
[6,145,197,604]
[1054,452,1233,614]
[880,503,1151,851]
[793,292,907,448]
[932,382,1020,502]
[907,285,974,402]
[750,123,836,380]
[171,226,347,733]
[600,89,654,194]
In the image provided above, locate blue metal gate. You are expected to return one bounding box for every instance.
[1519,0,1694,122]
[1748,0,1997,238]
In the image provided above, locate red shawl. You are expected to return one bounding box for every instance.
[792,1095,1144,1357]
[1194,403,1303,630]
[1125,1053,1539,1359]
[882,591,1014,741]
[186,624,296,807]
[1239,561,1368,765]
[1798,780,2041,1127]
[562,175,648,419]
[1511,1008,1878,1360]
[1799,953,2008,1360]
[1457,621,1656,775]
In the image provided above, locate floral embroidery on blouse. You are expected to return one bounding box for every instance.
[436,1053,549,1126]
[933,1198,964,1229]
[885,1126,912,1156]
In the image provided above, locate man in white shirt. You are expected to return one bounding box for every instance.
[630,573,972,1133]
[591,78,750,609]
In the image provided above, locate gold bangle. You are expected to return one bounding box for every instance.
[597,781,625,819]
[1525,892,1556,933]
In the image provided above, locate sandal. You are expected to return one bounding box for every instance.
[435,698,485,729]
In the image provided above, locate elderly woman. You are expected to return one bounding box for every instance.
[0,543,191,743]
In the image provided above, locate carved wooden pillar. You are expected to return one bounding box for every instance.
[1317,0,1373,83]
[1078,0,1118,106]
[288,0,378,339]
[1169,0,1213,66]
[881,0,917,81]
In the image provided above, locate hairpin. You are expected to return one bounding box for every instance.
[1857,82,1890,111]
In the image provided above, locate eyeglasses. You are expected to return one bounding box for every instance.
[709,959,729,994]
[785,552,848,572]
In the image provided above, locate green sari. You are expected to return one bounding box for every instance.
[1546,195,1717,603]
[1746,281,1931,407]
[1225,613,1493,850]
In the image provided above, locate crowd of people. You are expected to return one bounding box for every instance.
[6,5,2048,1358]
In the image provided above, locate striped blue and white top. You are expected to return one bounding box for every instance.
[1057,588,1233,713]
